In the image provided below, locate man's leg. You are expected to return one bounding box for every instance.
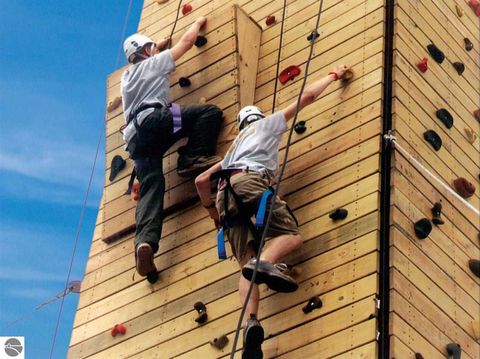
[259,234,303,264]
[238,247,260,316]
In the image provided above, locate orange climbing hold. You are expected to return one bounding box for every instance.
[131,181,140,201]
[111,324,127,337]
[417,57,428,73]
[279,65,301,84]
[182,3,192,15]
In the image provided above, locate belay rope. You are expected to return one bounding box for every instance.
[229,0,326,356]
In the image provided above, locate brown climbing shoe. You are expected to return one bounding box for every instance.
[177,155,222,177]
[242,259,298,293]
[136,243,158,280]
[243,314,264,359]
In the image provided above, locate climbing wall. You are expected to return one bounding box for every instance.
[68,0,386,357]
[389,0,480,357]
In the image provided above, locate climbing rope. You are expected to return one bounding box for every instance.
[168,0,184,49]
[48,124,103,359]
[115,0,135,69]
[271,0,288,113]
[230,0,326,356]
[384,133,480,216]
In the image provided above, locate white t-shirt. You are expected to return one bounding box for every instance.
[121,49,176,144]
[221,111,288,176]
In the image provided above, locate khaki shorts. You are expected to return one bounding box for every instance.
[216,171,299,261]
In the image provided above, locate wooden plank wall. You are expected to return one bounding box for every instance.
[389,0,480,358]
[68,0,386,357]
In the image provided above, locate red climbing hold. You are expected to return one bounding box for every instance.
[111,324,127,337]
[417,57,428,73]
[266,15,276,26]
[182,4,192,15]
[131,182,140,201]
[453,177,476,198]
[279,65,301,84]
[468,0,480,16]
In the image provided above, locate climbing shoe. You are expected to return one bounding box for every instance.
[109,155,126,182]
[242,314,264,359]
[468,259,480,278]
[177,155,222,177]
[424,130,442,151]
[453,177,476,198]
[135,243,158,283]
[431,202,445,225]
[452,62,465,75]
[242,259,298,293]
[414,218,432,240]
[427,44,445,64]
[436,108,454,129]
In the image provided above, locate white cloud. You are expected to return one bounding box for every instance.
[0,268,66,282]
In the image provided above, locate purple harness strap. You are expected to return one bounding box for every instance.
[169,103,182,134]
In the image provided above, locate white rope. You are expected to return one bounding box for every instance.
[384,133,480,216]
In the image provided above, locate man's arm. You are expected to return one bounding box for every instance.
[282,65,348,121]
[171,17,207,61]
[195,162,223,224]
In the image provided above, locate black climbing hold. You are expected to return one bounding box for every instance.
[194,35,207,47]
[452,62,465,75]
[464,38,473,51]
[146,271,159,284]
[109,155,126,182]
[307,30,320,43]
[427,44,445,64]
[431,202,445,225]
[436,108,454,129]
[294,121,307,134]
[179,77,191,87]
[302,296,323,313]
[446,343,461,359]
[194,301,208,324]
[329,208,348,221]
[415,354,424,359]
[210,334,229,349]
[468,259,480,278]
[424,130,442,151]
[414,218,432,240]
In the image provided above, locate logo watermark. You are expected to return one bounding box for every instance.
[0,337,24,359]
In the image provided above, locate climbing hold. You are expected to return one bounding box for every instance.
[329,208,348,221]
[107,96,122,112]
[435,108,454,129]
[198,96,207,104]
[156,0,169,3]
[472,320,480,341]
[417,57,428,73]
[468,0,480,16]
[341,68,354,82]
[265,15,276,26]
[415,354,424,359]
[307,30,320,43]
[210,334,229,350]
[302,296,323,313]
[464,127,477,144]
[464,38,474,51]
[446,343,461,359]
[179,77,191,88]
[131,181,140,201]
[424,130,442,151]
[474,109,480,122]
[453,177,476,198]
[452,62,465,75]
[279,65,301,85]
[456,4,464,17]
[413,218,432,240]
[427,44,445,64]
[431,202,445,225]
[194,301,208,324]
[194,35,207,47]
[182,3,192,15]
[109,155,126,182]
[468,259,480,278]
[294,121,307,134]
[146,271,159,284]
[111,324,127,337]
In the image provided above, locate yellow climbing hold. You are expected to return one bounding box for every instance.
[156,0,169,4]
[456,4,464,17]
[198,97,207,104]
[107,96,122,112]
[472,320,480,342]
[464,127,477,144]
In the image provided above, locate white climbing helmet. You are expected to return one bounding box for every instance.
[124,34,155,63]
[237,105,265,130]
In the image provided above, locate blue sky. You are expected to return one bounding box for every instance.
[0,1,143,357]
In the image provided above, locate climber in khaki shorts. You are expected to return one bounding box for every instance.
[195,64,349,359]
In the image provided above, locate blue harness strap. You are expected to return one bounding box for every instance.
[216,227,227,260]
[255,189,274,228]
